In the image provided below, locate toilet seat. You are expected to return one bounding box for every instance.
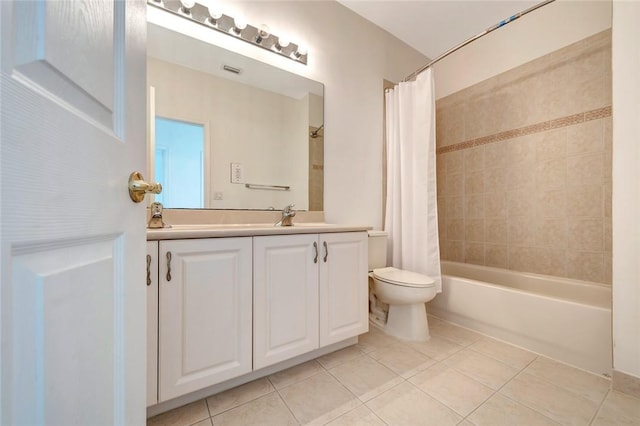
[372,267,435,288]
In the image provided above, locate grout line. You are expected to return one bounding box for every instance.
[268,364,329,392]
[496,364,601,426]
[370,409,390,426]
[457,385,499,424]
[463,344,537,371]
[496,389,564,425]
[459,356,556,424]
[455,360,504,423]
[204,398,213,422]
[274,387,302,425]
[512,352,612,398]
[432,320,545,423]
[207,386,278,419]
[588,388,611,425]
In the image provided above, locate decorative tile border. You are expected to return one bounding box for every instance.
[436,106,612,155]
[549,112,584,129]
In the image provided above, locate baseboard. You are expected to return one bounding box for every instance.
[612,369,640,399]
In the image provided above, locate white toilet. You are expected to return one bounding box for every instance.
[368,230,436,341]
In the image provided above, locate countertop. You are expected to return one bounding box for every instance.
[146,223,372,240]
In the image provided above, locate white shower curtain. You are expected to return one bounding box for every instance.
[384,68,442,292]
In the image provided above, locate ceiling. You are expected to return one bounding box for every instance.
[336,1,540,60]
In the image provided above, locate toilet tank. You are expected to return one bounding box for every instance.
[368,230,388,271]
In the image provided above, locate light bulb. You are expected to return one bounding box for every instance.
[294,45,308,59]
[180,0,195,14]
[207,7,222,25]
[232,16,247,35]
[274,36,290,51]
[255,24,270,44]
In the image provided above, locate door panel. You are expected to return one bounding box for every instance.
[253,234,319,369]
[11,0,119,128]
[1,0,147,423]
[320,232,368,346]
[11,237,120,425]
[158,238,252,401]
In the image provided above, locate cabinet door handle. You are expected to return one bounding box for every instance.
[313,241,318,263]
[323,241,328,263]
[146,254,152,286]
[166,251,172,282]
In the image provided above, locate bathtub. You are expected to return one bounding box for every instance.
[427,261,612,376]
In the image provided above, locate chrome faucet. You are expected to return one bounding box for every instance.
[275,203,296,227]
[148,202,171,229]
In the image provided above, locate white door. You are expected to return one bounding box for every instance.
[253,234,319,369]
[319,232,369,346]
[1,1,147,424]
[158,238,253,402]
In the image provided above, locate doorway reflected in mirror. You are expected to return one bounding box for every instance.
[155,117,205,208]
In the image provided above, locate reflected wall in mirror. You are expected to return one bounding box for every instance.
[147,22,324,211]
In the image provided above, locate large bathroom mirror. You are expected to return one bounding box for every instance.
[147,22,324,211]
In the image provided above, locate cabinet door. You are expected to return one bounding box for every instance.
[319,232,369,346]
[158,238,252,401]
[146,242,159,407]
[253,234,319,369]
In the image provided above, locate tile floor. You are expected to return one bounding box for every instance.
[148,316,640,426]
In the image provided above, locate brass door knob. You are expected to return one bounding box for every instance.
[128,171,162,203]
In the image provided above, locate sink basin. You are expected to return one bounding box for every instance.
[146,222,370,240]
[164,223,330,231]
[166,223,275,230]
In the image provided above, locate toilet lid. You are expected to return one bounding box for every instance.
[372,267,435,288]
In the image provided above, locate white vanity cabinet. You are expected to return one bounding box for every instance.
[253,231,368,369]
[253,234,320,369]
[147,241,159,407]
[146,228,369,408]
[157,238,253,402]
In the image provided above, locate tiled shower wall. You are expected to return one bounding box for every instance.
[309,125,324,211]
[436,30,612,284]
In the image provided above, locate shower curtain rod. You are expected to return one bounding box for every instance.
[402,0,556,82]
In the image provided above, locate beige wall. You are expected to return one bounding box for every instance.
[434,0,612,99]
[612,0,640,392]
[148,1,427,227]
[436,31,612,284]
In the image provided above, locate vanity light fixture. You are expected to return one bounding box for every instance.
[147,0,308,65]
[179,0,195,15]
[274,36,290,52]
[232,16,247,35]
[207,7,222,26]
[255,25,270,44]
[294,45,308,59]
